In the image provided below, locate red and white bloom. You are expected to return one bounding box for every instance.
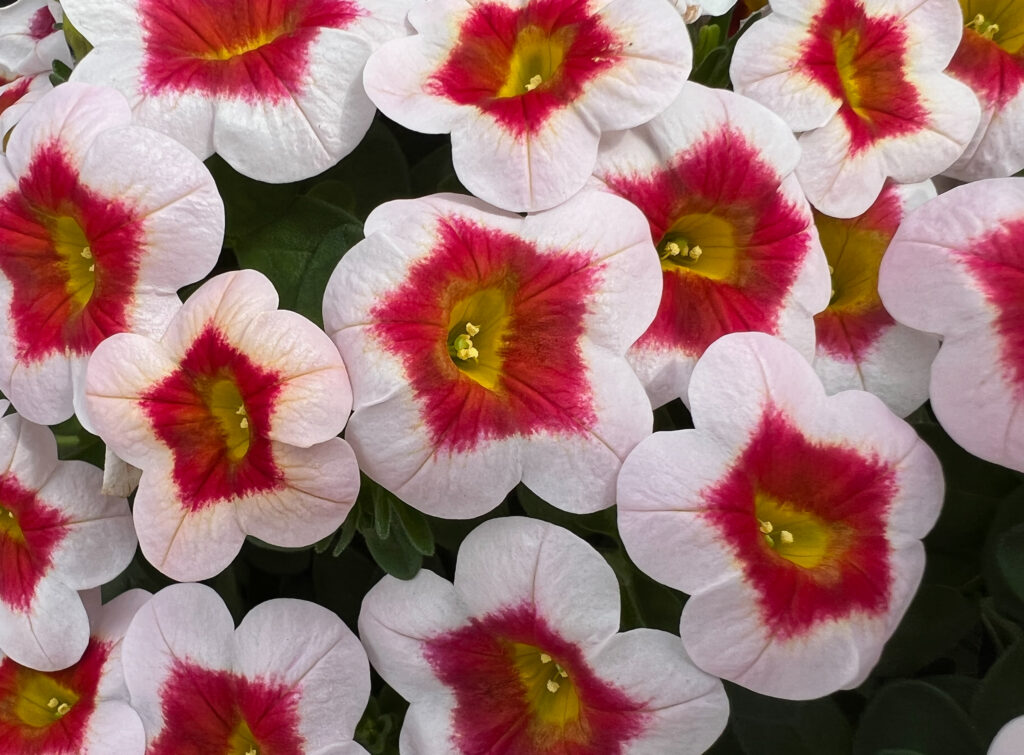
[0,0,71,78]
[123,583,370,754]
[359,516,729,755]
[323,192,660,519]
[813,180,940,417]
[0,83,223,425]
[0,589,149,754]
[0,72,50,141]
[594,82,830,408]
[731,0,980,218]
[945,2,1024,179]
[618,332,943,699]
[879,177,1024,472]
[85,269,360,581]
[363,0,692,212]
[62,0,412,182]
[0,411,136,672]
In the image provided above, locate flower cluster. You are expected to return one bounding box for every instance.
[0,0,1020,751]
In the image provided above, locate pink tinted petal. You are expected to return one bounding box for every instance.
[236,438,359,547]
[41,460,135,589]
[235,599,370,749]
[453,517,620,650]
[589,629,727,755]
[0,577,89,671]
[132,467,245,582]
[81,700,147,755]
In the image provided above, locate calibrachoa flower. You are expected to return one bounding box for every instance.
[0,82,223,425]
[0,72,50,142]
[122,583,370,754]
[617,332,943,699]
[812,180,940,417]
[945,2,1024,179]
[360,517,730,754]
[594,81,830,408]
[63,0,412,182]
[0,0,71,78]
[0,589,149,754]
[730,0,980,218]
[879,177,1024,473]
[0,411,136,672]
[85,269,360,581]
[363,0,692,212]
[323,191,660,519]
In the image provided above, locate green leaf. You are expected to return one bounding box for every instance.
[971,639,1024,743]
[996,521,1024,605]
[727,684,853,755]
[874,583,978,677]
[205,155,304,243]
[60,12,93,62]
[312,119,410,219]
[49,59,73,87]
[362,522,423,580]
[410,144,466,196]
[853,680,983,755]
[331,511,360,557]
[312,546,381,630]
[373,487,393,541]
[392,500,436,556]
[233,195,362,328]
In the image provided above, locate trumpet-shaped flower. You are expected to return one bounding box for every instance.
[63,0,413,182]
[731,0,980,218]
[879,177,1024,472]
[0,72,50,141]
[618,332,943,699]
[594,82,830,407]
[359,517,730,754]
[0,411,136,672]
[944,1,1024,179]
[122,583,370,754]
[0,83,223,425]
[323,192,661,519]
[0,589,149,754]
[0,0,71,77]
[85,269,360,581]
[812,180,940,417]
[363,0,692,212]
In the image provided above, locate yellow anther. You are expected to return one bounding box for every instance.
[983,23,999,39]
[525,74,543,91]
[453,329,478,361]
[558,667,568,678]
[663,241,682,257]
[539,653,552,664]
[47,698,59,709]
[88,264,95,272]
[967,13,1000,39]
[239,417,249,429]
[5,510,12,518]
[80,246,92,259]
[246,749,257,755]
[779,530,794,544]
[56,703,71,716]
[687,244,703,261]
[758,519,773,534]
[465,322,480,337]
[546,679,560,693]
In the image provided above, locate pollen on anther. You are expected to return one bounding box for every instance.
[539,653,552,664]
[80,246,92,259]
[525,74,543,92]
[779,530,794,544]
[56,703,71,716]
[546,679,560,693]
[688,245,703,261]
[47,698,58,709]
[759,519,773,534]
[465,322,480,337]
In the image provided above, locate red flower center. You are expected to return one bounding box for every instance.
[139,0,361,104]
[149,659,304,755]
[425,604,648,754]
[141,325,285,511]
[704,406,896,639]
[370,216,599,453]
[427,0,621,136]
[798,0,926,153]
[0,141,143,362]
[0,473,67,612]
